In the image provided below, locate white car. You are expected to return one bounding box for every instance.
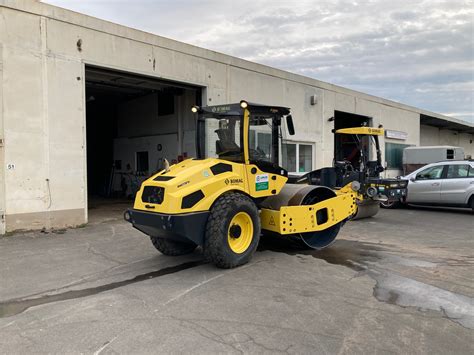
[381,160,474,211]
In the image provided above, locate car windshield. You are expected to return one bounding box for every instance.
[197,114,243,162]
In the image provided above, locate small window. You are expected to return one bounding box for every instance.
[136,151,149,173]
[446,149,454,159]
[282,143,313,173]
[416,165,444,180]
[299,145,313,172]
[282,143,297,172]
[447,165,470,179]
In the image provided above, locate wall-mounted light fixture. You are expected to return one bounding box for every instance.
[310,95,318,105]
[76,39,83,52]
[378,124,383,128]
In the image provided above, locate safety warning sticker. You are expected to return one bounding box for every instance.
[269,216,276,226]
[255,174,269,191]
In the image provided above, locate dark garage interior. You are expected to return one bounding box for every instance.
[84,66,201,208]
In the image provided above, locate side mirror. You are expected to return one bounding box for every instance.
[410,176,416,182]
[286,115,295,135]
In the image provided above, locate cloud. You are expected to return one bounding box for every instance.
[43,0,474,123]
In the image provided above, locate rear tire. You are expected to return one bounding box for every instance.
[150,237,197,256]
[470,196,474,212]
[204,192,260,269]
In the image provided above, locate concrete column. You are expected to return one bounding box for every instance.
[177,94,183,156]
[0,44,5,235]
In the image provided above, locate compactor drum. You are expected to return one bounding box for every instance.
[125,101,360,268]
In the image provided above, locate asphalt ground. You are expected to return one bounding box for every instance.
[0,203,473,354]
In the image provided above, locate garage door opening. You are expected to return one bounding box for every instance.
[85,66,201,217]
[334,111,372,167]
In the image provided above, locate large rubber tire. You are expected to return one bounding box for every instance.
[204,192,260,269]
[150,237,197,256]
[470,196,474,212]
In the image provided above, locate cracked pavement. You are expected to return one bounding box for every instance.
[0,203,473,354]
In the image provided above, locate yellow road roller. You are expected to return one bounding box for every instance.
[124,101,361,268]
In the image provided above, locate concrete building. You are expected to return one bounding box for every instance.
[0,0,473,234]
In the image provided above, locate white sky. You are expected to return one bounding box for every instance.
[43,0,474,124]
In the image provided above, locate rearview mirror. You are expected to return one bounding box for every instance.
[410,176,416,182]
[286,115,295,135]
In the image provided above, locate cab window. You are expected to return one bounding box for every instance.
[416,165,444,180]
[446,165,470,179]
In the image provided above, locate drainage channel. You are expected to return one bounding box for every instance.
[0,260,205,319]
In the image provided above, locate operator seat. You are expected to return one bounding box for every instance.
[215,128,240,156]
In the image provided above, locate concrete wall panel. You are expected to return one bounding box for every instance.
[420,125,439,146]
[458,133,474,158]
[0,8,42,51]
[153,46,226,89]
[3,45,47,214]
[282,81,322,143]
[228,66,284,105]
[46,19,153,75]
[321,90,336,167]
[0,40,5,234]
[47,56,86,212]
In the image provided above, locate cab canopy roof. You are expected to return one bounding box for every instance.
[199,102,290,117]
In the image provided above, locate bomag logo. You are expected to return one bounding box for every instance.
[225,178,243,185]
[211,105,231,113]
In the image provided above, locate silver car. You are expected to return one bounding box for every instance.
[381,160,474,210]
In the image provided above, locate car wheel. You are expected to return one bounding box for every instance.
[380,200,401,209]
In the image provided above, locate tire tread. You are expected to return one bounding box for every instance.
[204,192,260,268]
[150,237,197,256]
